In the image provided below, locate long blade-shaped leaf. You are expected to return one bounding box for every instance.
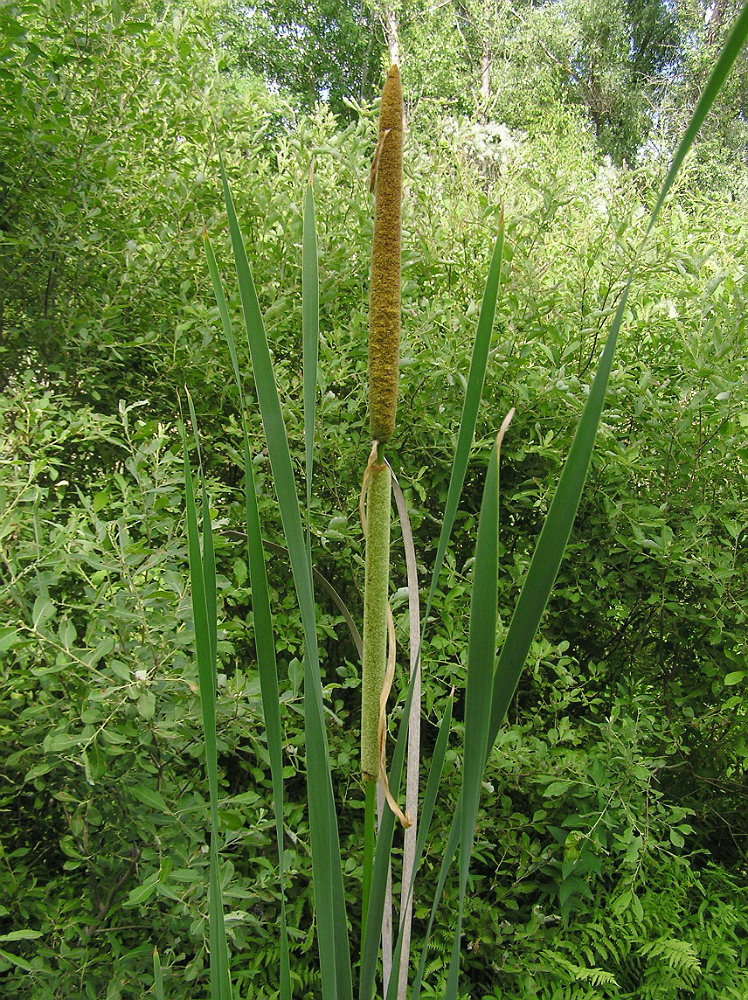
[303,169,319,555]
[182,407,231,1000]
[487,0,748,745]
[384,691,454,1000]
[205,232,292,1000]
[410,12,748,996]
[153,947,164,1000]
[391,473,421,1000]
[648,4,748,232]
[363,209,507,1000]
[423,211,505,629]
[218,156,351,1000]
[360,665,415,1000]
[445,430,503,1000]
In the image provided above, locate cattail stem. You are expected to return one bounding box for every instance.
[361,454,392,782]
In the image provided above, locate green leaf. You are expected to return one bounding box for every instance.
[559,876,592,909]
[153,947,165,1000]
[218,155,351,1000]
[0,930,43,943]
[43,731,85,753]
[93,488,109,512]
[24,761,55,782]
[543,780,574,797]
[0,628,19,654]
[611,890,633,916]
[124,874,159,908]
[302,169,319,554]
[233,558,247,588]
[137,690,156,720]
[205,225,291,1000]
[0,948,34,972]
[724,671,745,686]
[181,403,232,999]
[131,783,168,813]
[445,437,502,999]
[32,596,55,630]
[423,212,505,634]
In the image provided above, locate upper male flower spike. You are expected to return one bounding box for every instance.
[368,64,403,447]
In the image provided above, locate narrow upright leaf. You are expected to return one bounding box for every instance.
[218,156,351,1000]
[303,168,319,558]
[205,230,292,1000]
[181,405,231,1000]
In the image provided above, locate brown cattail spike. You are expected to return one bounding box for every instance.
[368,65,403,446]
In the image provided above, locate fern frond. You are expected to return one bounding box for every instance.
[540,949,619,988]
[639,936,701,979]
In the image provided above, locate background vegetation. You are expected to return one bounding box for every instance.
[1,1,746,997]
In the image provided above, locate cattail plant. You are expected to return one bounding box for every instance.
[180,17,748,999]
[361,65,407,854]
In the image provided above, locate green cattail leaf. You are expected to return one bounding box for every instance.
[303,171,319,556]
[444,439,501,1000]
[181,405,231,1000]
[423,211,505,637]
[410,11,748,996]
[486,0,748,754]
[385,691,454,1000]
[217,155,351,1000]
[647,3,748,234]
[359,655,415,1000]
[205,230,292,1000]
[152,947,164,1000]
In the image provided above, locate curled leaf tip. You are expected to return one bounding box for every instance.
[497,407,515,451]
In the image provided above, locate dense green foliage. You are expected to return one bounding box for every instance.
[218,0,748,170]
[1,1,747,998]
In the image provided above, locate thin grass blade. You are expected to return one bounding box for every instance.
[359,670,414,1000]
[390,473,421,1000]
[385,691,454,1000]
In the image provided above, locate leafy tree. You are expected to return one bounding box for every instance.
[561,0,680,162]
[658,0,748,195]
[219,0,384,116]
